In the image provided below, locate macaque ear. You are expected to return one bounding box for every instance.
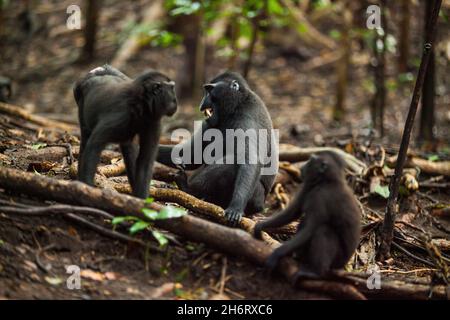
[230,80,239,91]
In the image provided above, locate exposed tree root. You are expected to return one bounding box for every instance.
[279,144,367,174]
[388,155,450,177]
[0,166,447,299]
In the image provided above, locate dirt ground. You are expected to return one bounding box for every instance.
[0,0,449,299]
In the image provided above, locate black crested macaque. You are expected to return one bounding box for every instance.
[157,71,278,226]
[254,151,361,279]
[74,65,177,198]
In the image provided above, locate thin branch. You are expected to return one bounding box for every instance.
[379,0,442,261]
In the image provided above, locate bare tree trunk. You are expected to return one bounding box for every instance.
[371,0,387,136]
[227,15,240,70]
[193,14,205,101]
[398,0,411,73]
[333,6,352,122]
[176,13,205,100]
[80,0,101,62]
[419,0,436,144]
[378,0,442,261]
[242,1,267,78]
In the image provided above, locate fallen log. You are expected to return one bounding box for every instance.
[0,102,77,133]
[279,144,367,174]
[387,155,450,177]
[0,166,365,299]
[0,166,446,299]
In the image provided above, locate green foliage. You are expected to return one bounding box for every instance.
[111,205,186,247]
[312,0,333,10]
[152,230,169,247]
[373,184,390,199]
[31,143,47,150]
[118,21,181,48]
[398,72,414,84]
[0,0,9,9]
[329,29,341,40]
[427,154,439,162]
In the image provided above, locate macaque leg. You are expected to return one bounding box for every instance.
[78,129,90,175]
[133,127,159,198]
[120,141,138,189]
[305,225,338,276]
[78,128,108,186]
[265,223,312,271]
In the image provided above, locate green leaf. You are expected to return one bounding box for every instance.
[145,197,154,204]
[374,185,390,199]
[427,155,439,162]
[398,72,414,83]
[152,230,169,247]
[111,216,139,225]
[267,0,283,15]
[31,143,47,150]
[129,221,150,234]
[329,29,341,40]
[142,208,158,220]
[297,23,308,34]
[45,276,63,285]
[153,206,187,220]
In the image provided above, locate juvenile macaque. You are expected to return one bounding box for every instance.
[74,65,177,198]
[254,151,361,279]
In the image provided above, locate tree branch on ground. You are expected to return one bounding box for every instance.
[0,166,446,299]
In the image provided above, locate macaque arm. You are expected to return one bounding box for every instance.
[228,163,260,212]
[258,190,305,231]
[157,122,209,170]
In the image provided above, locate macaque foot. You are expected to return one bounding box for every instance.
[224,208,243,227]
[172,164,188,190]
[292,269,321,284]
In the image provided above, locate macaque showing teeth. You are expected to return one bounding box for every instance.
[204,108,213,118]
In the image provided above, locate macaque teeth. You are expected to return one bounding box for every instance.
[204,108,213,118]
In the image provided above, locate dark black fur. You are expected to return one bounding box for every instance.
[254,151,361,278]
[157,71,278,225]
[74,64,177,198]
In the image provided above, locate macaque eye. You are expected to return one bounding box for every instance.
[319,161,328,173]
[230,80,239,91]
[152,83,162,93]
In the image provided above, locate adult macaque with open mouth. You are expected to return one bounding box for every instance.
[74,65,177,199]
[157,71,278,226]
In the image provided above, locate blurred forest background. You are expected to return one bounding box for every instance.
[0,0,449,147]
[0,0,449,300]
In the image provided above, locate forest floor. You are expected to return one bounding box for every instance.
[0,0,449,299]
